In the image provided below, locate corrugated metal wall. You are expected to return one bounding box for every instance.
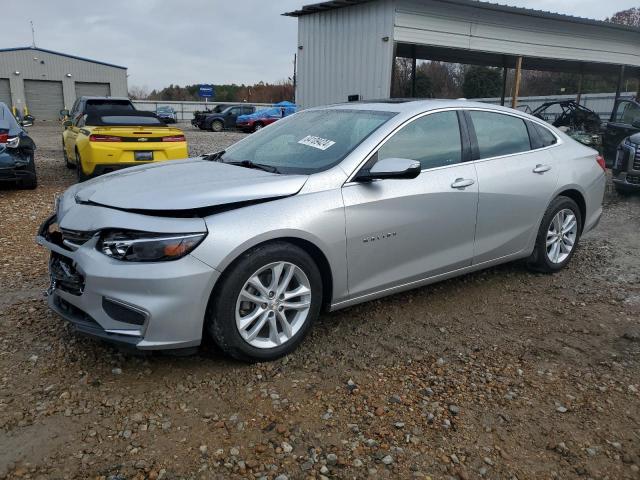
[394,0,640,67]
[297,0,395,108]
[24,80,64,119]
[75,82,111,98]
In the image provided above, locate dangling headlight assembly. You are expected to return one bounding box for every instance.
[98,231,207,262]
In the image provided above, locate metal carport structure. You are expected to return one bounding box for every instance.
[284,0,640,113]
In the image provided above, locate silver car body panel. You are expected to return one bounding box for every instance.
[37,100,606,350]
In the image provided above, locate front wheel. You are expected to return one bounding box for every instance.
[527,196,582,273]
[208,242,322,362]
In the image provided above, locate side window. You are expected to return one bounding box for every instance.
[377,111,462,170]
[533,123,558,148]
[469,111,531,159]
[230,108,241,116]
[75,114,86,128]
[615,101,640,125]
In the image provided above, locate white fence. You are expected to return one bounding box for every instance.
[476,91,637,120]
[132,100,274,122]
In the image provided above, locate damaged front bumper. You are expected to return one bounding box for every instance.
[36,214,220,351]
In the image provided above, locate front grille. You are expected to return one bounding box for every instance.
[61,229,95,250]
[633,145,640,171]
[50,253,85,296]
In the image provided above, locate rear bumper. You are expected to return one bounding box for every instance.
[37,215,220,351]
[0,165,35,182]
[81,143,188,175]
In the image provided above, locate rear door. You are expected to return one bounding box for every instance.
[343,110,479,299]
[468,110,559,264]
[604,100,640,166]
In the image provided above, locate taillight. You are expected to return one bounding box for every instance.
[596,155,606,171]
[162,135,185,142]
[0,132,7,144]
[89,135,122,142]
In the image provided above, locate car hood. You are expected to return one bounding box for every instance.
[73,159,309,213]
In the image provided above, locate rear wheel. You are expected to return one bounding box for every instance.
[527,196,582,273]
[62,140,74,169]
[210,120,223,133]
[75,149,90,182]
[615,184,634,196]
[208,242,322,362]
[253,122,264,132]
[17,155,37,189]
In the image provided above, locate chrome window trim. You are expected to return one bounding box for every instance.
[344,106,563,184]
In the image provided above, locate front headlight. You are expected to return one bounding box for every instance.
[98,231,207,262]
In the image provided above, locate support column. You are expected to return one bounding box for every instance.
[500,65,508,107]
[576,66,583,105]
[511,56,523,109]
[611,65,625,122]
[411,45,417,98]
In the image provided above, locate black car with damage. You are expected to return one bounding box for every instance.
[194,105,256,132]
[0,102,37,189]
[613,132,640,194]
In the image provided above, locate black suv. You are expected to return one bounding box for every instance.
[197,105,256,132]
[604,98,640,167]
[613,132,640,194]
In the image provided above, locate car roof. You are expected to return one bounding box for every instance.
[320,99,520,115]
[80,96,132,102]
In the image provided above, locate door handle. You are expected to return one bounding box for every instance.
[451,178,475,189]
[533,164,552,174]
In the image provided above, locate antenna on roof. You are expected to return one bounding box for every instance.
[30,20,36,47]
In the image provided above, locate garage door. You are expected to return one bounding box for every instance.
[24,80,64,120]
[0,79,11,107]
[75,82,111,98]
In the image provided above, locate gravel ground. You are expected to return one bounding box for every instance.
[0,124,639,480]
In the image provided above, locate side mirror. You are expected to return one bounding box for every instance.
[60,109,70,117]
[356,157,421,181]
[63,120,73,128]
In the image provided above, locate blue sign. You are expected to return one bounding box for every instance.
[198,85,215,98]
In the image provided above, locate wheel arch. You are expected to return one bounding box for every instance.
[556,188,586,233]
[208,236,335,313]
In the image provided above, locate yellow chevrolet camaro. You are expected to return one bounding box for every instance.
[62,110,189,181]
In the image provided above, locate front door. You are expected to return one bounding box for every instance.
[466,110,560,264]
[343,110,479,300]
[604,100,640,166]
[225,107,242,128]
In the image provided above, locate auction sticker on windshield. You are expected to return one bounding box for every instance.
[298,135,336,151]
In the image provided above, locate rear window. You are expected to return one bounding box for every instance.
[86,100,134,112]
[533,123,558,148]
[469,111,531,159]
[99,116,166,126]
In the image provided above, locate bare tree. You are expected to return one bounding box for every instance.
[129,85,150,100]
[606,7,640,27]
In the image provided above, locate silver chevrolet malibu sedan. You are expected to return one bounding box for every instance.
[38,100,606,361]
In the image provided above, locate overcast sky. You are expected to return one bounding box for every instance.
[7,0,638,91]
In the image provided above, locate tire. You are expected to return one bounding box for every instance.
[527,196,582,273]
[615,184,634,196]
[75,149,90,182]
[17,155,37,189]
[210,120,223,133]
[208,242,323,362]
[253,122,264,132]
[63,140,74,169]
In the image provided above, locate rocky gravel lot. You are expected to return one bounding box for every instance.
[1,124,639,480]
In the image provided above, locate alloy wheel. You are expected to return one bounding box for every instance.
[546,208,578,264]
[235,261,312,349]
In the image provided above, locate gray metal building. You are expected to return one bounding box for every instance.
[0,46,128,120]
[285,0,640,109]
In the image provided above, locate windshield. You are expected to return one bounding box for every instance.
[221,109,395,174]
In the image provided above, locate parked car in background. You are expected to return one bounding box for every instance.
[613,132,640,194]
[603,98,640,166]
[192,104,231,129]
[62,110,188,181]
[0,102,37,189]
[156,106,177,124]
[200,105,256,132]
[38,100,605,362]
[236,102,298,132]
